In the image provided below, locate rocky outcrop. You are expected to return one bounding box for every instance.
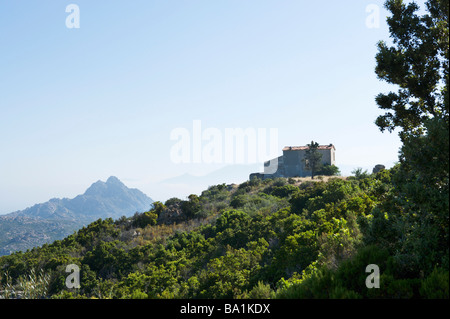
[372,164,385,174]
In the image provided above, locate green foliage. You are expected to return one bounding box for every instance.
[152,201,166,216]
[302,141,323,179]
[289,181,326,213]
[394,118,449,274]
[420,267,449,299]
[230,195,246,209]
[244,281,275,299]
[374,0,448,141]
[371,0,449,281]
[181,194,202,218]
[197,240,268,299]
[276,267,335,299]
[0,159,447,299]
[133,211,158,229]
[350,168,370,180]
[276,245,421,299]
[317,164,341,176]
[270,185,298,198]
[215,210,250,234]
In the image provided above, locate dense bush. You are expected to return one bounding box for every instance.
[317,164,341,176]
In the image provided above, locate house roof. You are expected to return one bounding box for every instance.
[283,144,335,151]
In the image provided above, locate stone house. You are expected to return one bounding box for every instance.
[250,144,336,179]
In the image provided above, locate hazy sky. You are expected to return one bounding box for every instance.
[0,0,420,214]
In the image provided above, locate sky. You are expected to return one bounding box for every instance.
[0,0,422,214]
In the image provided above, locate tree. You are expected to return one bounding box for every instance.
[374,0,449,275]
[350,168,370,180]
[303,141,323,179]
[374,0,448,141]
[152,201,166,216]
[181,194,201,219]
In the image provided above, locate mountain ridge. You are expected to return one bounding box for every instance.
[0,176,153,255]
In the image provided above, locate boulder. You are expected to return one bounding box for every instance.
[372,164,385,174]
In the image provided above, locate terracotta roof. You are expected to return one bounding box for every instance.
[283,144,335,151]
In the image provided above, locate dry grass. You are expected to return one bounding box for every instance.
[130,215,217,248]
[289,175,348,186]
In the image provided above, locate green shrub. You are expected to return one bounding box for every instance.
[334,245,391,295]
[271,185,298,198]
[180,195,201,218]
[230,195,247,209]
[133,211,158,228]
[276,268,334,299]
[246,281,275,299]
[420,268,449,299]
[318,164,341,176]
[130,289,148,299]
[272,178,287,187]
[329,286,361,299]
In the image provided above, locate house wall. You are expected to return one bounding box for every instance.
[280,148,334,177]
[318,148,335,166]
[256,145,335,179]
[283,149,305,177]
[264,155,284,177]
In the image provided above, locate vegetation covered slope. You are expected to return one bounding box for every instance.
[0,169,447,299]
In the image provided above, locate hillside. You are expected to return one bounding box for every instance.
[0,169,447,299]
[0,176,153,255]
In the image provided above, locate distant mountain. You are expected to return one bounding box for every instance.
[0,176,153,255]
